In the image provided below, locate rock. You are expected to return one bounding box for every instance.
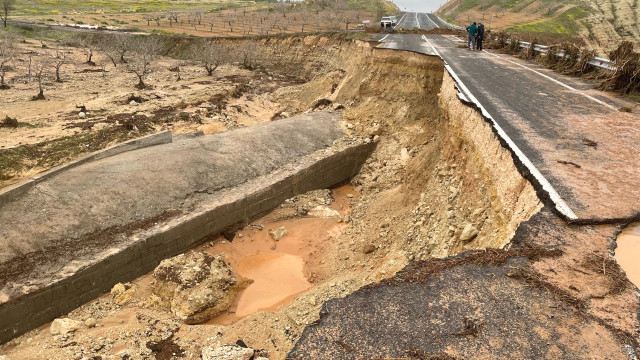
[308,205,340,218]
[151,252,243,324]
[78,112,86,118]
[280,111,290,118]
[341,214,351,223]
[129,100,138,106]
[84,317,97,328]
[363,244,376,254]
[110,282,136,305]
[143,294,163,308]
[202,345,254,360]
[346,194,354,198]
[460,223,479,242]
[369,124,383,136]
[332,103,344,110]
[311,98,332,109]
[0,356,10,360]
[472,208,485,216]
[50,318,82,335]
[268,226,288,241]
[400,148,410,163]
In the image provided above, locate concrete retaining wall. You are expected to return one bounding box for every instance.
[0,141,375,344]
[0,131,173,205]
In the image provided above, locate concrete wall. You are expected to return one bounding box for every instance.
[0,141,375,344]
[0,131,172,205]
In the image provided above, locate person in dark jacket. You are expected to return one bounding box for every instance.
[476,23,485,51]
[466,22,478,51]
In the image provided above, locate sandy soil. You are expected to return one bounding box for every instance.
[0,38,295,188]
[16,8,375,38]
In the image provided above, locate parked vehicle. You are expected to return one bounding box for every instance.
[389,16,397,25]
[380,16,392,28]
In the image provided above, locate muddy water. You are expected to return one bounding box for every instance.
[235,254,311,316]
[615,223,640,288]
[204,184,354,324]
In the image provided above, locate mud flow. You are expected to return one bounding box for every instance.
[615,223,640,288]
[204,185,352,325]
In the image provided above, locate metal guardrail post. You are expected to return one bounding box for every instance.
[515,40,616,71]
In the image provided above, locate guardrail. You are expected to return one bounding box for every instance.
[431,15,615,71]
[516,41,616,71]
[433,15,464,30]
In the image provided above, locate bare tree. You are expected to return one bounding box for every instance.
[114,33,133,64]
[167,10,179,27]
[0,0,16,28]
[53,46,67,82]
[190,40,227,76]
[142,13,154,26]
[97,35,118,67]
[300,11,309,33]
[74,34,95,65]
[189,10,203,25]
[32,54,50,100]
[128,35,163,89]
[153,13,163,26]
[236,40,257,69]
[0,31,14,88]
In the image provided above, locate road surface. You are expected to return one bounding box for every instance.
[393,12,446,31]
[372,14,640,222]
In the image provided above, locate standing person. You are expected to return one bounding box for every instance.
[477,23,485,51]
[466,22,478,51]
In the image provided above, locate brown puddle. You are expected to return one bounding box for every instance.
[234,254,310,317]
[203,184,354,325]
[615,222,640,288]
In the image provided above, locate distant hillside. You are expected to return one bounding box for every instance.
[436,0,640,56]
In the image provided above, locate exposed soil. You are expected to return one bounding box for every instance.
[0,37,303,187]
[1,34,638,360]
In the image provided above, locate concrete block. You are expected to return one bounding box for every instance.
[0,140,374,344]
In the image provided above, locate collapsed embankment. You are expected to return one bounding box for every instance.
[2,35,553,359]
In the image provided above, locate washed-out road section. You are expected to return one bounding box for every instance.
[373,23,640,222]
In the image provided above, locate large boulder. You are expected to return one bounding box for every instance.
[201,345,254,360]
[151,252,245,324]
[460,223,479,242]
[49,318,82,335]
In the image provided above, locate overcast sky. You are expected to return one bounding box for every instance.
[391,0,446,13]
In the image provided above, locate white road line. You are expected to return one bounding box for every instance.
[393,13,408,29]
[425,13,439,28]
[422,35,441,57]
[422,36,579,220]
[415,12,420,29]
[483,51,617,110]
[379,34,390,42]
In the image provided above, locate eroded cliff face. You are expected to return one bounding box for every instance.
[1,37,545,360]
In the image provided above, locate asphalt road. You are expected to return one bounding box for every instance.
[372,15,640,222]
[393,12,444,30]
